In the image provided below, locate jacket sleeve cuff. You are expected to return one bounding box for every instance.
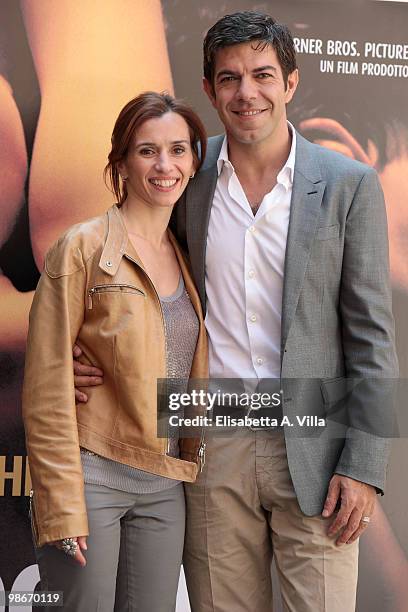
[334,431,392,495]
[36,512,89,548]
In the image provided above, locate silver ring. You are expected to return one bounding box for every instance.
[361,516,371,524]
[61,537,78,557]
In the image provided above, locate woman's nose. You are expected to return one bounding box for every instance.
[154,152,172,173]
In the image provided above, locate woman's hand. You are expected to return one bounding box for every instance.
[50,535,88,567]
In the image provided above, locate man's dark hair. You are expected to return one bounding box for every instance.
[203,11,297,89]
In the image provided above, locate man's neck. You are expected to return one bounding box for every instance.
[227,122,292,180]
[225,123,293,212]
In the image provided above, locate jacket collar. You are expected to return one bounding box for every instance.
[99,205,130,276]
[280,133,325,347]
[99,204,193,283]
[98,204,203,322]
[100,204,164,276]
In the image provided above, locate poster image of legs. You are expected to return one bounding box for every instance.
[0,1,407,610]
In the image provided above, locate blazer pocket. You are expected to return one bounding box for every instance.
[316,224,340,241]
[320,376,347,404]
[320,376,352,426]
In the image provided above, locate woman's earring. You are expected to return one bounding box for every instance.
[121,176,127,181]
[189,173,195,179]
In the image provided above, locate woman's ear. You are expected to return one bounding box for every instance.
[117,159,128,180]
[190,161,196,178]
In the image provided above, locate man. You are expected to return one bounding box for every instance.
[74,11,397,611]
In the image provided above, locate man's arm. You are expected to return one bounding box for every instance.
[336,167,397,479]
[322,166,398,543]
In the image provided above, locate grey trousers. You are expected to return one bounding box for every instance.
[35,482,185,612]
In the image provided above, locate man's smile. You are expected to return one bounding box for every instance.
[232,108,270,117]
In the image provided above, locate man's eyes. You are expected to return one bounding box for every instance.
[220,75,238,83]
[219,73,274,83]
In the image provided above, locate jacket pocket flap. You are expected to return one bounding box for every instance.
[320,376,348,404]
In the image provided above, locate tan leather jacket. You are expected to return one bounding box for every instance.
[23,205,208,546]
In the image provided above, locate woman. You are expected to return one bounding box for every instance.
[22,91,207,612]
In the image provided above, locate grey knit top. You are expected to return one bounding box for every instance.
[80,275,199,493]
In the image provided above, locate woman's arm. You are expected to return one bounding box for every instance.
[22,235,89,547]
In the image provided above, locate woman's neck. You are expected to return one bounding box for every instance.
[119,198,172,248]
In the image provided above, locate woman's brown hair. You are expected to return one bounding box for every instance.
[104,91,207,204]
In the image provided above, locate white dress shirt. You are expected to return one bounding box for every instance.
[205,123,296,380]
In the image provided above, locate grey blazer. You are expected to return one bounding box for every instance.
[173,131,398,515]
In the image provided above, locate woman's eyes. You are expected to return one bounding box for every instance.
[138,147,186,156]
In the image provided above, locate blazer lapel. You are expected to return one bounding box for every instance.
[281,134,326,348]
[186,135,224,310]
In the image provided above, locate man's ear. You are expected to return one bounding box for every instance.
[285,68,299,105]
[203,77,217,109]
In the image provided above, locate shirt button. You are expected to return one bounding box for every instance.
[256,357,264,365]
[106,260,113,267]
[249,225,256,233]
[248,269,255,278]
[249,314,257,323]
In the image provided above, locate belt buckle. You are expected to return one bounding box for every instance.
[247,407,271,431]
[246,386,284,431]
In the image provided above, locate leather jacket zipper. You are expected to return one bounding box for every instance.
[29,489,40,547]
[90,256,206,466]
[88,284,146,309]
[124,255,207,462]
[122,255,172,455]
[198,440,206,472]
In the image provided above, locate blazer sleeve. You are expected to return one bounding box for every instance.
[22,240,89,546]
[334,167,398,492]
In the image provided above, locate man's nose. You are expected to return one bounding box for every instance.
[236,76,257,102]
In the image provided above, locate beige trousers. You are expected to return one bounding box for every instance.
[184,429,358,612]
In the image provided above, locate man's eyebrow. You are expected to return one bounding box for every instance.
[253,65,277,74]
[215,65,278,80]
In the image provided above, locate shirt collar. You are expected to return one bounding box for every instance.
[217,121,297,191]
